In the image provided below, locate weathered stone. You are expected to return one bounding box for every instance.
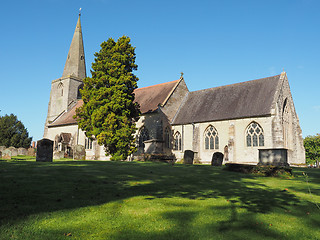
[18,148,27,155]
[211,152,224,166]
[2,149,12,159]
[8,147,18,157]
[0,146,6,152]
[73,145,86,160]
[27,148,36,156]
[258,149,289,167]
[36,139,53,162]
[183,150,194,164]
[53,151,65,160]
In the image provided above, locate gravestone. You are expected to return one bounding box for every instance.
[36,139,53,162]
[183,150,194,164]
[258,149,289,167]
[27,148,36,156]
[8,147,18,157]
[211,152,224,166]
[53,151,64,160]
[2,149,12,159]
[18,148,27,155]
[73,145,86,160]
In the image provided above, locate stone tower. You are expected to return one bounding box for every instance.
[44,13,86,138]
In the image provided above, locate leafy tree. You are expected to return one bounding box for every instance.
[75,36,140,160]
[0,114,32,148]
[304,134,320,165]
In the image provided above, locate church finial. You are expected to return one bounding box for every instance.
[79,8,82,16]
[180,72,184,79]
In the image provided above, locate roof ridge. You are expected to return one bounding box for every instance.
[190,74,281,94]
[135,79,180,91]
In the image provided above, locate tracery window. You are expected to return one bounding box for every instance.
[138,126,149,147]
[204,125,219,150]
[246,122,264,147]
[173,131,182,151]
[85,137,93,150]
[164,127,171,148]
[282,99,292,149]
[57,82,64,96]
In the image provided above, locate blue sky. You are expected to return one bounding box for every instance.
[0,0,319,142]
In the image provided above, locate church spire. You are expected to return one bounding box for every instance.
[62,12,86,79]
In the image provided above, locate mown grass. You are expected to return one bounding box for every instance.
[0,158,319,239]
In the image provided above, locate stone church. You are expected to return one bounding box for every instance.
[44,14,305,166]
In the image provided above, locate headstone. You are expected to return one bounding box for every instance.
[18,148,27,155]
[36,138,53,162]
[53,151,64,160]
[211,152,224,166]
[183,150,194,164]
[8,147,18,157]
[27,148,36,156]
[258,149,289,167]
[2,149,12,160]
[73,145,86,160]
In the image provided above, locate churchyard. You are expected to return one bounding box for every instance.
[0,157,319,239]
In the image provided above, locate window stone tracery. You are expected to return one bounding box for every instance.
[246,122,264,147]
[173,131,182,151]
[204,125,219,150]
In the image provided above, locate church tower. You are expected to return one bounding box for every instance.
[44,13,86,137]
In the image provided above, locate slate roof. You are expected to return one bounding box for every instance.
[172,74,281,125]
[134,80,180,113]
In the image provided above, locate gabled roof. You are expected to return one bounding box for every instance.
[134,79,180,114]
[49,100,83,127]
[48,80,180,127]
[172,74,281,125]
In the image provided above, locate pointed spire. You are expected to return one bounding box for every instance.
[62,13,86,79]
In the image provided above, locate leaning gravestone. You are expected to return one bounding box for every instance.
[2,149,12,160]
[18,148,27,155]
[73,145,86,160]
[8,147,18,157]
[36,139,53,162]
[183,150,194,164]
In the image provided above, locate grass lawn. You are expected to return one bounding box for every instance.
[0,157,319,240]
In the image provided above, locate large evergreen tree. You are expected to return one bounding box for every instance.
[304,134,320,165]
[0,114,32,148]
[75,36,140,160]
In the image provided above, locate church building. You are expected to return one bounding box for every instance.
[44,14,305,166]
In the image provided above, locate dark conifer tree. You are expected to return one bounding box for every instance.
[75,36,140,160]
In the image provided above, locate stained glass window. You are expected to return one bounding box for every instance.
[204,125,219,150]
[246,122,264,147]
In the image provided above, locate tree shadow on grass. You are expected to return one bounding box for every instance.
[0,160,319,238]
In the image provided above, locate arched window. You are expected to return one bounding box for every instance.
[85,137,93,150]
[77,83,84,99]
[246,122,264,147]
[204,125,219,150]
[138,126,149,147]
[57,82,64,96]
[164,127,171,148]
[173,131,182,151]
[282,99,292,149]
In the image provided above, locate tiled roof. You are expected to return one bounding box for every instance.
[49,100,83,127]
[134,80,180,113]
[172,74,281,125]
[48,80,180,127]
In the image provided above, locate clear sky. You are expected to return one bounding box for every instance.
[0,0,319,142]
